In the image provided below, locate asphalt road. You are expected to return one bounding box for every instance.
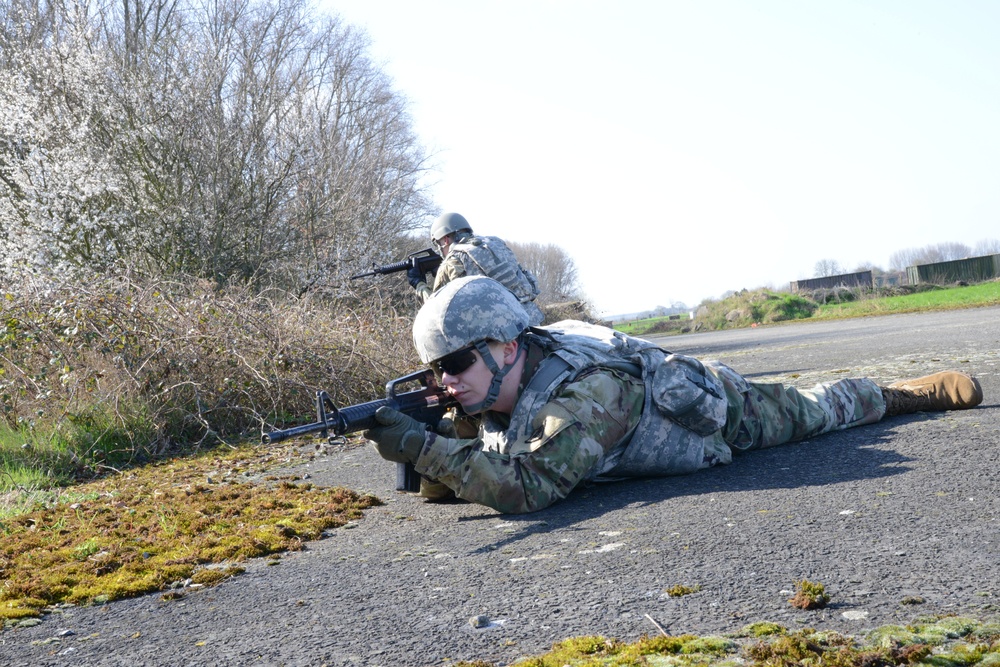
[4,306,998,666]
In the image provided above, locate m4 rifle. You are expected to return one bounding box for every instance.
[262,369,457,492]
[350,248,442,281]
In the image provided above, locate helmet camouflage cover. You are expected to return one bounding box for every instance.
[413,276,530,363]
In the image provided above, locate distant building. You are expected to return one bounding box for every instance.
[906,254,1000,285]
[790,270,873,292]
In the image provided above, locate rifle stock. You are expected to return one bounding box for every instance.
[262,369,458,492]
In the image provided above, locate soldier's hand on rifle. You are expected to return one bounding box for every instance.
[434,417,458,438]
[406,265,425,289]
[364,406,428,464]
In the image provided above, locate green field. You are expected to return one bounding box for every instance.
[617,281,1000,337]
[813,280,1000,318]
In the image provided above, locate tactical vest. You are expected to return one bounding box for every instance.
[450,235,540,304]
[480,321,733,480]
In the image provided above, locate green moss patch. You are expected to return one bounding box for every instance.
[789,579,832,610]
[0,445,380,623]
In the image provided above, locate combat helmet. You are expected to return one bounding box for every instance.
[430,212,473,244]
[413,276,529,413]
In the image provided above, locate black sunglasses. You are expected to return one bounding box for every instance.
[432,345,479,376]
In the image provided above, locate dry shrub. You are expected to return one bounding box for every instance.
[541,300,601,325]
[0,270,418,469]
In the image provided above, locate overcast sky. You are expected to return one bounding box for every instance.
[321,0,1000,316]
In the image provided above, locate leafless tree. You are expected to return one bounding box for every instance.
[889,242,973,270]
[508,241,584,305]
[813,259,844,277]
[973,238,1000,256]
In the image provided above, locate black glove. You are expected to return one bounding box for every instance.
[406,265,425,288]
[364,406,427,464]
[434,417,458,438]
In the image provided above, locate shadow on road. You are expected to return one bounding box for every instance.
[463,418,913,552]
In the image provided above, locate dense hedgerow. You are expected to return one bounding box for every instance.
[0,269,418,480]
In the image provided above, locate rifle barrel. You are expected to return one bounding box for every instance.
[261,421,328,444]
[350,258,410,279]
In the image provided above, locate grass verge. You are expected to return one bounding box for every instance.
[453,616,1000,667]
[813,281,1000,319]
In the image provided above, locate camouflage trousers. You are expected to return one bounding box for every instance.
[706,362,887,453]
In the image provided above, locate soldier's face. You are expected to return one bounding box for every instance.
[435,235,453,257]
[438,341,522,415]
[439,347,497,412]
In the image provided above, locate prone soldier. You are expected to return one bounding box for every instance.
[364,276,984,514]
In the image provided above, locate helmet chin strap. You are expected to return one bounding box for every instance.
[462,337,523,414]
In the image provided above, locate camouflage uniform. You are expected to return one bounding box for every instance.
[412,321,886,514]
[415,233,544,326]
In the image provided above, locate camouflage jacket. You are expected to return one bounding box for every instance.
[420,235,544,325]
[414,321,733,513]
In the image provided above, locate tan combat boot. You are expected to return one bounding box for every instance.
[419,477,457,502]
[881,371,983,416]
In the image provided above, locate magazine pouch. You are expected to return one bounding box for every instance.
[648,353,727,436]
